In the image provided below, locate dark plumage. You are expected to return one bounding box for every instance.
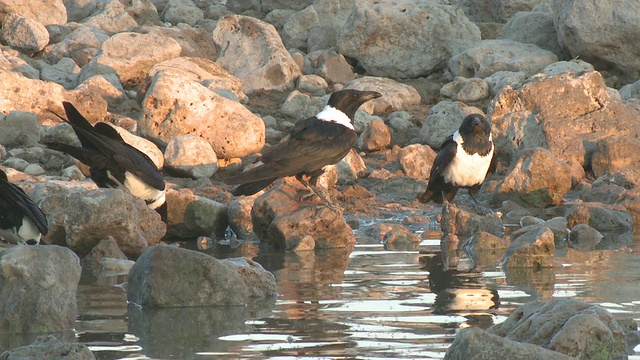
[419,114,495,204]
[225,89,382,197]
[46,102,167,219]
[0,169,48,245]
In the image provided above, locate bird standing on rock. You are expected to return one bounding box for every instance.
[46,102,167,220]
[418,113,495,204]
[225,89,382,202]
[0,169,48,245]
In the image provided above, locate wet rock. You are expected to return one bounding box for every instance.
[569,223,603,251]
[462,231,509,251]
[0,246,80,333]
[1,0,66,26]
[374,224,421,248]
[418,101,483,148]
[213,15,301,94]
[398,144,437,181]
[251,179,356,250]
[497,11,567,59]
[1,13,49,56]
[164,134,218,179]
[30,184,166,257]
[512,217,568,246]
[0,335,95,360]
[128,245,250,307]
[562,202,632,231]
[357,118,391,152]
[553,0,640,84]
[79,32,181,87]
[161,0,204,26]
[492,148,572,208]
[345,76,421,113]
[490,71,640,166]
[43,25,109,67]
[440,202,504,238]
[591,136,640,178]
[440,77,490,102]
[165,188,228,239]
[484,70,526,96]
[227,195,256,239]
[444,327,575,360]
[80,237,127,278]
[0,111,41,147]
[315,49,356,85]
[503,226,555,268]
[221,258,277,298]
[449,39,558,79]
[487,298,627,359]
[138,58,264,159]
[83,0,138,35]
[337,0,480,78]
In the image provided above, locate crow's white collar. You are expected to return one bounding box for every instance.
[316,105,354,130]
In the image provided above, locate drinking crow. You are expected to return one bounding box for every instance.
[47,102,167,219]
[418,114,495,204]
[0,169,48,245]
[225,89,382,199]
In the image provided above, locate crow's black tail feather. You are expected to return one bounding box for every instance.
[231,178,277,196]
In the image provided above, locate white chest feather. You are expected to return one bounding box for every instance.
[316,105,354,130]
[0,217,42,244]
[113,171,166,210]
[442,131,494,187]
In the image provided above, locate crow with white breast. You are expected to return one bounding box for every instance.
[0,169,48,245]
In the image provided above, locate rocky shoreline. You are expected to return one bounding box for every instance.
[1,0,640,358]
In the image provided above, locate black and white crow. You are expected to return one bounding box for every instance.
[225,89,382,198]
[0,169,48,245]
[418,114,495,204]
[46,102,167,219]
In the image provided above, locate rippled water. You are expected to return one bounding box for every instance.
[3,216,640,359]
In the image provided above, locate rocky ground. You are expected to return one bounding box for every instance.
[2,0,640,358]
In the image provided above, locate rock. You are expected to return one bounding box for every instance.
[43,25,109,67]
[315,49,355,85]
[357,118,391,152]
[503,226,555,268]
[419,101,483,148]
[620,80,640,101]
[102,123,164,169]
[492,148,572,208]
[594,168,640,190]
[539,59,595,77]
[0,47,39,79]
[488,298,628,359]
[462,231,510,251]
[484,70,526,96]
[83,0,138,35]
[444,327,575,360]
[553,0,640,84]
[164,134,218,179]
[0,0,67,26]
[23,163,44,176]
[490,71,640,166]
[65,0,98,22]
[512,217,568,245]
[28,183,166,257]
[40,57,81,89]
[381,225,421,247]
[581,184,625,204]
[0,335,95,360]
[497,11,568,59]
[262,0,312,12]
[439,77,490,102]
[281,90,315,119]
[297,74,327,96]
[127,245,250,307]
[618,187,640,224]
[440,202,504,238]
[80,237,127,278]
[336,149,367,184]
[344,76,421,113]
[79,32,182,87]
[165,188,228,239]
[591,136,640,178]
[138,59,264,159]
[449,39,558,78]
[337,0,480,78]
[135,25,217,61]
[0,246,80,333]
[569,223,603,251]
[213,15,301,94]
[562,202,632,231]
[161,0,204,26]
[251,179,356,250]
[281,5,318,50]
[227,195,255,239]
[220,257,277,298]
[0,111,41,147]
[395,144,434,181]
[1,13,49,56]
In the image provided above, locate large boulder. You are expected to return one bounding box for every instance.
[497,11,568,59]
[0,0,67,26]
[0,335,95,360]
[213,15,301,94]
[553,0,640,84]
[503,226,555,268]
[591,136,640,178]
[0,246,80,334]
[337,0,481,78]
[1,13,49,56]
[489,71,640,167]
[138,58,264,159]
[42,25,109,67]
[165,188,228,239]
[344,76,421,113]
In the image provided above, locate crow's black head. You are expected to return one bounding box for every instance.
[327,89,382,120]
[458,114,493,155]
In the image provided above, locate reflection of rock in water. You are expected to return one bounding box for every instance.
[128,301,274,358]
[421,253,499,328]
[503,266,556,301]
